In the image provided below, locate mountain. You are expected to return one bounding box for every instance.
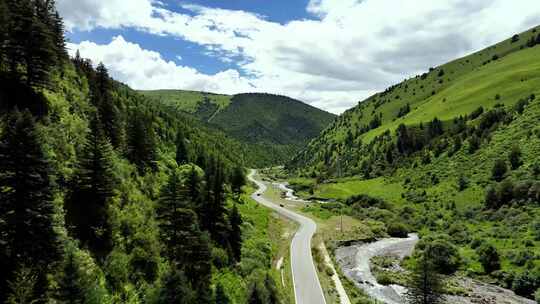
[0,3,286,301]
[286,26,540,300]
[140,90,336,165]
[291,25,540,174]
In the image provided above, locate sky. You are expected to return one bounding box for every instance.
[57,0,540,114]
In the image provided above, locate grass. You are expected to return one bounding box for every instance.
[361,45,540,142]
[139,89,231,114]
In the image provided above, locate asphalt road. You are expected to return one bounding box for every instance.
[248,170,326,304]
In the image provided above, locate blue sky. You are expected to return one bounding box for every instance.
[65,1,315,75]
[57,0,540,114]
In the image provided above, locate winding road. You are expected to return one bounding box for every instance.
[248,170,326,304]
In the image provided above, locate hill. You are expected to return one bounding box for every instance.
[0,3,286,301]
[140,90,336,165]
[286,26,540,301]
[291,25,540,173]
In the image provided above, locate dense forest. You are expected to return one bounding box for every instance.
[140,90,336,167]
[287,26,540,301]
[0,1,282,303]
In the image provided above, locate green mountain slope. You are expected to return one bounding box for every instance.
[140,90,336,166]
[286,26,540,300]
[292,26,540,172]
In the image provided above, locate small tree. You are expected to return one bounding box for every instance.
[484,186,500,209]
[175,131,189,165]
[468,134,480,154]
[229,204,243,263]
[477,243,500,273]
[457,175,468,191]
[491,159,507,182]
[508,146,522,170]
[406,249,445,304]
[215,283,230,304]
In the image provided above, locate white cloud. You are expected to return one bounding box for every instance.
[67,36,254,93]
[58,0,540,114]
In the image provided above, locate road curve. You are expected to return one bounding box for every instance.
[248,170,326,304]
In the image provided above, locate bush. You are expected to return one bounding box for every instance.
[387,222,409,238]
[508,146,522,170]
[375,272,393,285]
[477,243,500,273]
[512,271,538,298]
[491,159,508,182]
[414,234,461,274]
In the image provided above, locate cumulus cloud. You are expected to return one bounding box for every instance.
[58,0,540,113]
[67,36,255,93]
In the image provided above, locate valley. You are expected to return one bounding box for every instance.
[1,1,540,303]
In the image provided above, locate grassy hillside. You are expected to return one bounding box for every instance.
[141,90,336,166]
[292,25,540,170]
[286,26,540,301]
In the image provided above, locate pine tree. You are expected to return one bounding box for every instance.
[186,165,204,216]
[248,284,264,304]
[264,273,280,304]
[231,166,246,194]
[4,0,34,78]
[201,157,230,246]
[491,159,507,182]
[25,11,57,88]
[157,269,196,304]
[127,110,157,172]
[65,115,117,258]
[508,145,522,170]
[92,63,124,149]
[405,250,445,304]
[175,131,189,164]
[157,171,212,301]
[215,283,230,304]
[56,251,85,304]
[229,204,243,262]
[51,11,67,61]
[0,110,62,302]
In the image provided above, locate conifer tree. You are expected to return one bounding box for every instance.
[0,110,62,302]
[4,0,34,78]
[231,166,246,194]
[92,63,124,149]
[405,250,445,304]
[127,110,157,172]
[176,131,189,164]
[215,283,230,304]
[186,165,204,216]
[157,170,212,301]
[65,114,117,258]
[229,204,243,262]
[158,269,196,304]
[201,157,230,246]
[264,273,280,304]
[248,285,264,304]
[56,251,85,304]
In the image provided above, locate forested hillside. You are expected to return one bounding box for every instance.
[141,90,336,165]
[287,26,540,301]
[0,1,282,303]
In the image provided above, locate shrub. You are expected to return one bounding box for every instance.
[375,272,393,285]
[491,159,508,181]
[387,222,409,238]
[508,146,522,170]
[468,135,480,154]
[477,243,500,273]
[414,234,461,275]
